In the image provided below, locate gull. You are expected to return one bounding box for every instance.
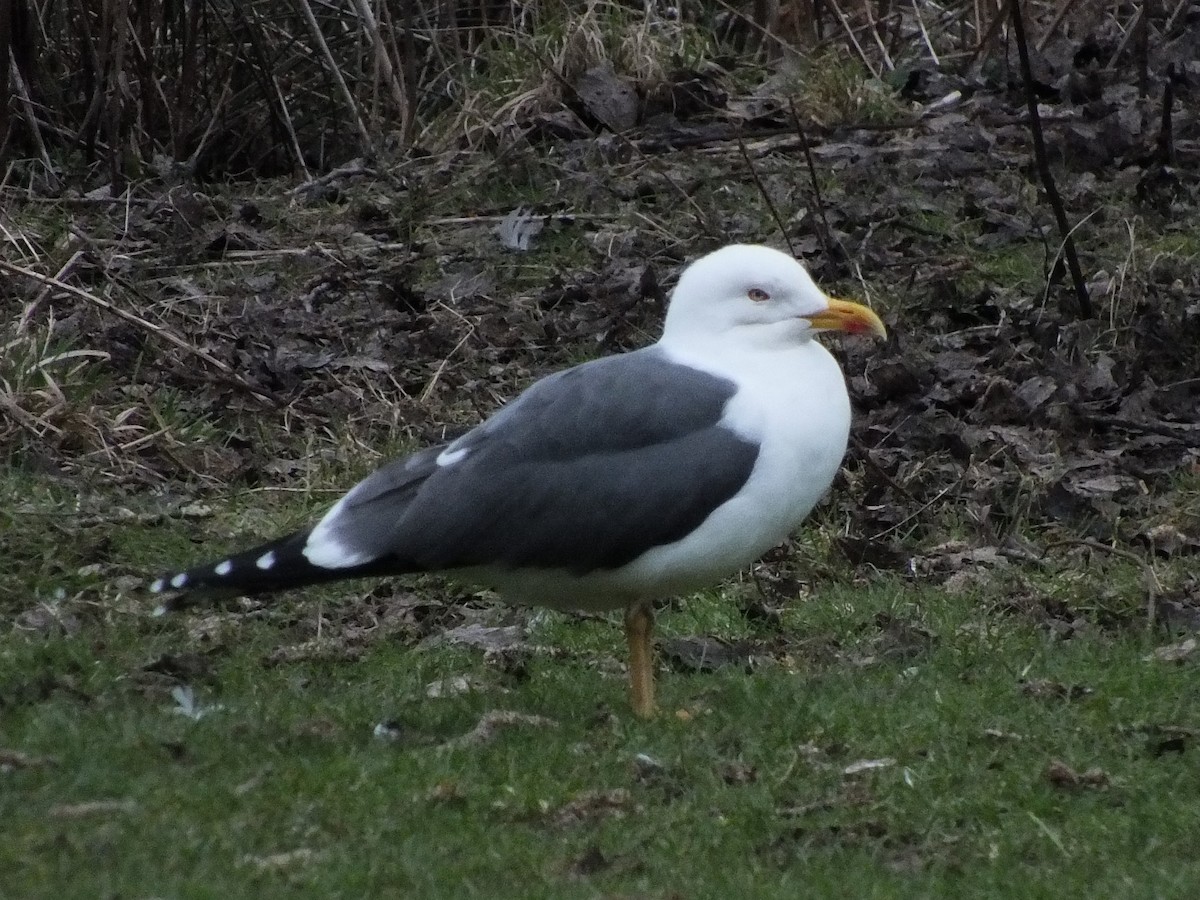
[151,244,887,717]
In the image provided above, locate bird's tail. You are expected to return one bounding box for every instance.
[149,527,394,613]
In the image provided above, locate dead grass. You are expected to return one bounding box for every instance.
[4,0,1170,181]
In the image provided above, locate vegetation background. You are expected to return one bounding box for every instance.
[2,1,1198,896]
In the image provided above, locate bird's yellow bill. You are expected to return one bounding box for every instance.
[807,298,887,339]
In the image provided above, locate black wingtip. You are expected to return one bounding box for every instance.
[147,526,401,610]
[148,528,319,604]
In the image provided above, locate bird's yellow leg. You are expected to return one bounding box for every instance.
[625,602,656,718]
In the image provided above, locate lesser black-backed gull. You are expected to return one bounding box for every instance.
[150,244,887,717]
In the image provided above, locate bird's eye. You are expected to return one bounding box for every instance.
[747,288,770,302]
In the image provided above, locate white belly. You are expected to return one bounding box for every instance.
[464,338,852,612]
[619,339,850,592]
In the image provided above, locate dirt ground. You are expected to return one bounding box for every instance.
[3,17,1199,620]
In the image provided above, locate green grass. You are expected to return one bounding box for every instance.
[3,504,1199,899]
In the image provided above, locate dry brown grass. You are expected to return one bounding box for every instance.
[0,0,1157,184]
[1,0,1189,490]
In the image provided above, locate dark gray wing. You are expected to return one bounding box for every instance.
[332,348,759,575]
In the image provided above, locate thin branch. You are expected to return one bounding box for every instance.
[825,0,881,78]
[737,138,795,256]
[9,51,59,190]
[1157,64,1176,164]
[1104,5,1144,70]
[1036,0,1084,52]
[17,251,85,335]
[294,0,377,157]
[0,260,279,407]
[348,0,409,131]
[787,99,841,264]
[1009,0,1092,319]
[910,0,941,67]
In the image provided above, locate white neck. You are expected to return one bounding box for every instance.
[658,318,817,357]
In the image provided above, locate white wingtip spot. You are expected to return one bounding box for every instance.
[256,551,276,570]
[214,560,233,576]
[150,578,166,593]
[436,446,469,467]
[153,604,168,617]
[170,573,188,589]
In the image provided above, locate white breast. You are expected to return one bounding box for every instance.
[614,337,851,595]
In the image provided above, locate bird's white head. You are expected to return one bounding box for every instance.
[661,244,886,345]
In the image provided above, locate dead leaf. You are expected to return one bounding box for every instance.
[719,760,758,785]
[1019,679,1094,700]
[432,623,527,653]
[872,612,938,661]
[982,727,1025,742]
[264,640,365,667]
[1043,760,1109,789]
[1124,724,1197,756]
[834,535,908,569]
[373,720,406,743]
[293,717,341,741]
[48,799,138,818]
[630,752,666,783]
[426,780,466,804]
[239,848,317,871]
[495,207,544,251]
[1145,637,1197,663]
[13,603,82,637]
[660,635,761,672]
[1153,591,1200,632]
[438,710,556,751]
[566,844,611,878]
[844,758,897,776]
[1139,524,1200,557]
[0,749,58,771]
[426,674,493,698]
[546,788,634,828]
[142,652,213,681]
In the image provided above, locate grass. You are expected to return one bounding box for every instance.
[3,481,1199,898]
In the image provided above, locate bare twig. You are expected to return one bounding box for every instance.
[0,259,278,407]
[1082,413,1200,447]
[348,0,409,135]
[1044,536,1162,627]
[1157,64,1176,164]
[1164,0,1192,31]
[17,251,85,335]
[1035,0,1084,52]
[860,0,896,72]
[910,0,941,66]
[851,435,918,503]
[294,0,377,157]
[9,50,58,189]
[522,41,715,235]
[825,0,881,78]
[1136,0,1152,97]
[968,0,1010,67]
[1104,5,1144,70]
[787,99,840,264]
[231,4,309,178]
[1009,0,1092,319]
[736,138,795,256]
